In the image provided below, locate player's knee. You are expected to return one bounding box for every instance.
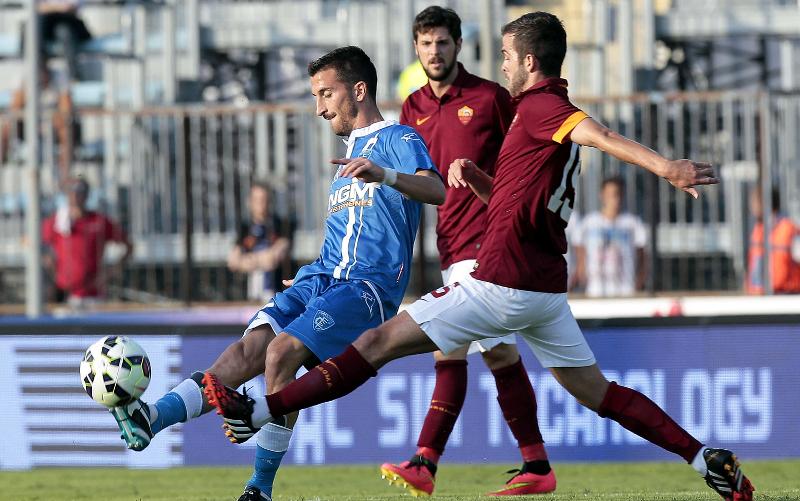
[553,366,609,412]
[433,346,468,362]
[480,343,519,370]
[210,339,254,383]
[353,326,388,361]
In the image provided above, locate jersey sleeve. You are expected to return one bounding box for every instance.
[520,91,588,144]
[388,126,439,177]
[399,99,411,127]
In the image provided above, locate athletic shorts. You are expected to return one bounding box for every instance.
[245,274,390,361]
[406,274,596,368]
[441,260,517,354]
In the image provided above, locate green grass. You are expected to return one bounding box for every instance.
[0,461,798,501]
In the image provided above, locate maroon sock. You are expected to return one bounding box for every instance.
[415,360,468,459]
[492,357,547,461]
[598,381,703,463]
[266,345,377,417]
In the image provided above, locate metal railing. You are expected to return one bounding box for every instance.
[1,91,799,304]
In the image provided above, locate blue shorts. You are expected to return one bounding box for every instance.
[245,274,392,361]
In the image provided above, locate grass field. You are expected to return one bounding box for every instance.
[1,460,798,501]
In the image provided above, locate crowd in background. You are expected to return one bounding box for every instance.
[2,1,799,308]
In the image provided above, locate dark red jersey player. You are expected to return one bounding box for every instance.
[401,62,513,270]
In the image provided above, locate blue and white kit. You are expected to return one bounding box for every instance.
[246,120,438,360]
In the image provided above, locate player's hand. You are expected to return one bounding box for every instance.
[661,160,719,199]
[448,158,478,188]
[332,157,385,184]
[282,279,294,288]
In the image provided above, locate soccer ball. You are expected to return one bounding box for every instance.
[80,335,151,408]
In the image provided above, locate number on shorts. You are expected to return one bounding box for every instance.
[431,282,460,298]
[546,142,581,223]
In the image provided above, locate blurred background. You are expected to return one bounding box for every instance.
[0,0,799,472]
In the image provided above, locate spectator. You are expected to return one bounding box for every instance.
[42,176,132,307]
[227,181,290,302]
[746,186,800,294]
[3,0,91,173]
[1,63,75,183]
[572,177,648,297]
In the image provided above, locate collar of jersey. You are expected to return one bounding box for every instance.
[342,119,398,145]
[512,77,569,104]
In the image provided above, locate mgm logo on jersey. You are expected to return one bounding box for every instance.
[328,182,377,214]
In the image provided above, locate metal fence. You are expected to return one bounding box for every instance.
[1,91,798,304]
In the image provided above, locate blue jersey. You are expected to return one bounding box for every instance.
[296,120,438,310]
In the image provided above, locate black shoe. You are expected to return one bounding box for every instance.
[703,448,755,501]
[238,485,271,501]
[203,373,261,443]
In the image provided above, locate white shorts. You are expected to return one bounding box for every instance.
[441,260,517,354]
[406,274,596,368]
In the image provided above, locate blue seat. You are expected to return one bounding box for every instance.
[0,32,20,58]
[80,34,131,56]
[70,81,105,108]
[0,89,11,109]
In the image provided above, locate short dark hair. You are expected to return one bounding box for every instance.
[501,12,567,77]
[602,176,625,191]
[307,46,378,101]
[413,6,461,42]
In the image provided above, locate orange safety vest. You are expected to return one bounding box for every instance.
[747,216,800,294]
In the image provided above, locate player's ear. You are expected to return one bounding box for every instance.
[353,81,367,102]
[454,37,462,56]
[525,53,537,74]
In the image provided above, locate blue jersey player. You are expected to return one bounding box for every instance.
[109,46,445,501]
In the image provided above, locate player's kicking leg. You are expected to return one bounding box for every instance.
[206,310,440,431]
[205,279,391,501]
[111,325,273,451]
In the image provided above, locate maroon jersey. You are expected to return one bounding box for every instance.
[401,63,514,269]
[472,78,588,292]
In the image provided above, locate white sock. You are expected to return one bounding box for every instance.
[145,401,159,423]
[691,446,709,476]
[173,378,204,419]
[256,422,293,452]
[251,395,273,428]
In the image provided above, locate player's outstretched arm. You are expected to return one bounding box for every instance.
[333,157,446,205]
[569,117,720,199]
[448,158,494,204]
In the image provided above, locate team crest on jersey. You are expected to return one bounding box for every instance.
[313,310,335,331]
[361,291,376,317]
[458,105,474,125]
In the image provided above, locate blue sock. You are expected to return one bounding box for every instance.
[150,392,187,435]
[248,445,286,497]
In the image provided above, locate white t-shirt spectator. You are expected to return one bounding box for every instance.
[572,212,647,297]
